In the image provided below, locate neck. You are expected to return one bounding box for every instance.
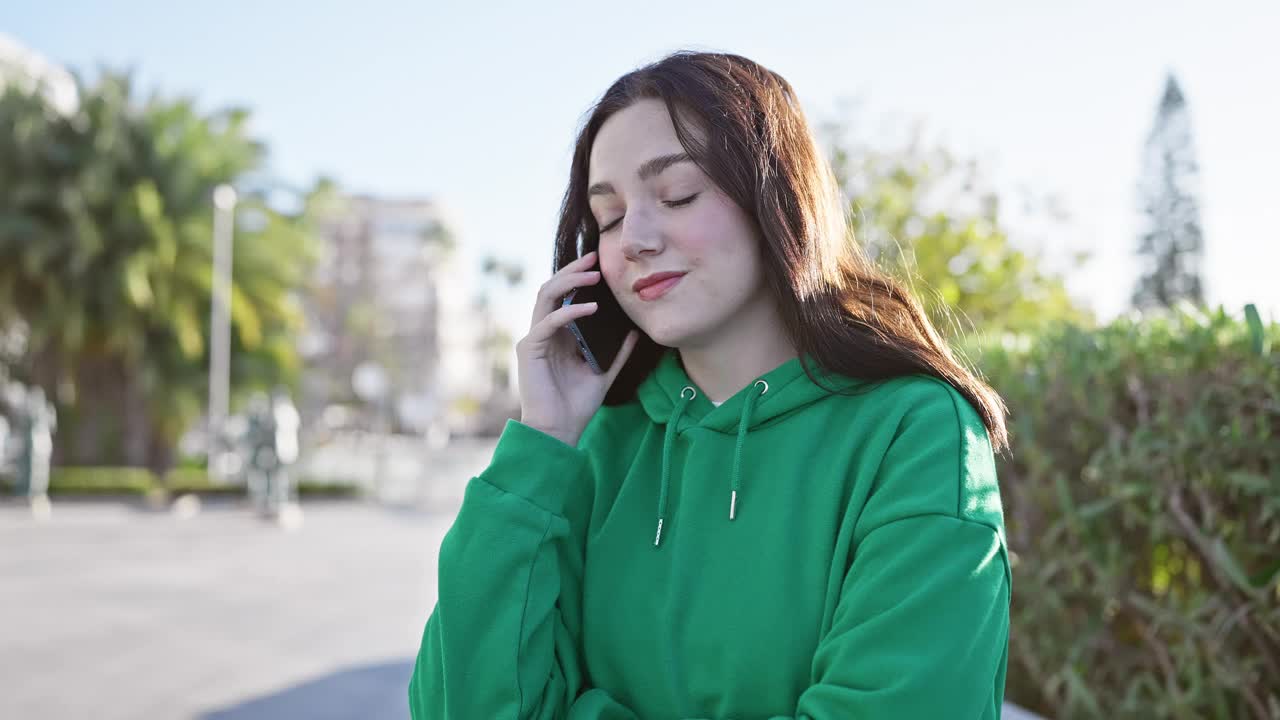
[676,299,797,404]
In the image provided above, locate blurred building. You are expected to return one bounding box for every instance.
[0,32,77,114]
[301,194,508,437]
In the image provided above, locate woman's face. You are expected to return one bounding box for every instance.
[587,98,773,350]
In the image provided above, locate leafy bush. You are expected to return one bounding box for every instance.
[971,304,1279,718]
[49,466,156,494]
[163,468,242,496]
[3,466,360,499]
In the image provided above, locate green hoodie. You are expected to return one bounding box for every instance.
[410,349,1011,719]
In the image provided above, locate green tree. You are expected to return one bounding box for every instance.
[822,118,1092,339]
[1132,73,1206,310]
[0,70,322,473]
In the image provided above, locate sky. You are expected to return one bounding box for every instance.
[5,0,1279,331]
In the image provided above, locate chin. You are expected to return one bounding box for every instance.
[638,317,707,349]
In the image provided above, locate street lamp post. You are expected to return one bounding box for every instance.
[208,184,237,481]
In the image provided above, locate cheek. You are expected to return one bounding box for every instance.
[598,247,626,289]
[678,199,749,256]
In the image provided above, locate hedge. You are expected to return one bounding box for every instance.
[971,304,1279,718]
[2,466,361,499]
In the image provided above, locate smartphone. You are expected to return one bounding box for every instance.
[561,276,636,374]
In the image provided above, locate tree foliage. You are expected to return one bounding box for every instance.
[1133,73,1206,310]
[822,117,1092,338]
[0,70,323,471]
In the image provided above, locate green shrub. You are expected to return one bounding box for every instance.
[295,479,362,498]
[970,303,1280,718]
[48,466,156,494]
[3,466,361,499]
[162,468,242,496]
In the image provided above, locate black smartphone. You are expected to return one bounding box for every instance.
[561,275,636,374]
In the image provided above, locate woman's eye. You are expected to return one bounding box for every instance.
[598,193,699,235]
[665,193,699,208]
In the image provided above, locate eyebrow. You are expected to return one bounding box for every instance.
[587,152,693,198]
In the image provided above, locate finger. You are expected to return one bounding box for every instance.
[531,266,602,324]
[563,249,599,272]
[531,271,602,325]
[525,301,598,348]
[604,329,641,387]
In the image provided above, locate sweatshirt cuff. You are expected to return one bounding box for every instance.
[477,419,589,517]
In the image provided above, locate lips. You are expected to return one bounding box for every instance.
[633,272,686,301]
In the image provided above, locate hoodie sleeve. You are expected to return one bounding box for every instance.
[783,381,1012,719]
[408,418,594,720]
[783,515,1011,718]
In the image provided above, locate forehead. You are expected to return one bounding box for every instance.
[589,99,697,181]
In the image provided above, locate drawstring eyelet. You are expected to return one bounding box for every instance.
[681,386,697,400]
[754,379,769,395]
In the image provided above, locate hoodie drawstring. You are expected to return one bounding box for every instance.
[654,379,769,547]
[730,379,768,520]
[656,386,697,547]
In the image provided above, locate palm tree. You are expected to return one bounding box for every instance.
[0,70,320,474]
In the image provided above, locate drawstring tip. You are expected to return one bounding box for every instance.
[654,517,664,547]
[729,490,738,520]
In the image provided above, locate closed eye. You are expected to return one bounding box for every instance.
[598,193,699,234]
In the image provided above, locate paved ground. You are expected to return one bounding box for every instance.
[0,435,494,720]
[0,499,455,720]
[0,437,1042,719]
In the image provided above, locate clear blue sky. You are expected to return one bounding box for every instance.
[6,0,1278,328]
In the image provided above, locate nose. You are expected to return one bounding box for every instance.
[619,209,663,260]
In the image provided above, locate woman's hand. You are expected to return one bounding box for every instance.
[516,250,640,447]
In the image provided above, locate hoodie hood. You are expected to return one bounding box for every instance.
[635,349,865,547]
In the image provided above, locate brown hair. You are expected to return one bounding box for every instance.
[552,50,1009,454]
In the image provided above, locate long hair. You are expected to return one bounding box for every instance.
[552,50,1009,454]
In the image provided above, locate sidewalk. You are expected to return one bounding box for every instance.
[0,499,454,720]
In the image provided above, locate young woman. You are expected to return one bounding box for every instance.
[410,50,1012,719]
